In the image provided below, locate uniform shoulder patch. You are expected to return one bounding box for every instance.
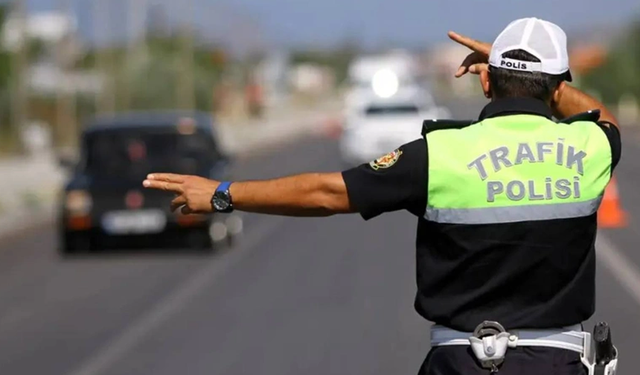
[369,149,403,170]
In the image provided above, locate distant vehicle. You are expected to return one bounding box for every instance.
[341,52,451,166]
[57,111,241,255]
[340,82,451,167]
[348,51,418,89]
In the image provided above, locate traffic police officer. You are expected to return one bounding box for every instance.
[143,18,621,375]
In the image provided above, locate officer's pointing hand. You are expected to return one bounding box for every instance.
[447,31,491,77]
[143,173,218,215]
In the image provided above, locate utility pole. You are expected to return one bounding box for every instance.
[56,0,77,149]
[122,0,147,111]
[93,0,114,114]
[10,0,27,154]
[177,0,194,110]
[138,0,148,52]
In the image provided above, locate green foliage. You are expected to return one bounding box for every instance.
[75,50,95,69]
[0,4,11,90]
[0,49,10,91]
[27,37,47,61]
[108,35,225,112]
[69,32,227,115]
[581,19,640,104]
[0,3,13,134]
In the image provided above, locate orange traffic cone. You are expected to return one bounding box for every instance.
[598,176,628,228]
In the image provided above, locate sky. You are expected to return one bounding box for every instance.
[12,0,640,50]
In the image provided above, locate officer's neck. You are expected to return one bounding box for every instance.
[490,95,552,106]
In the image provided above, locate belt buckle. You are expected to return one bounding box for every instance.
[473,321,507,338]
[470,321,510,372]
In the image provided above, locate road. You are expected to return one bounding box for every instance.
[0,99,638,375]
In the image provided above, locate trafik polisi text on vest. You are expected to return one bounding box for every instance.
[466,141,586,202]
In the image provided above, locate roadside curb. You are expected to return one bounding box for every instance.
[0,205,56,240]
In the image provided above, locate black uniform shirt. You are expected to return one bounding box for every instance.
[342,98,622,331]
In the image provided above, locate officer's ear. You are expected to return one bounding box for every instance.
[480,70,492,99]
[552,81,567,107]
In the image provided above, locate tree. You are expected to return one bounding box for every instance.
[0,4,11,90]
[0,3,15,143]
[110,34,226,112]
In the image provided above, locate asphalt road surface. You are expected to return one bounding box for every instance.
[0,99,639,375]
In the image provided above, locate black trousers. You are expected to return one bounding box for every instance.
[418,346,588,375]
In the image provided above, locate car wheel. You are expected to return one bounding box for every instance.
[225,215,243,248]
[59,233,92,257]
[226,233,236,248]
[59,243,77,256]
[188,230,214,252]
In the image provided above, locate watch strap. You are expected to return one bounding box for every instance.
[216,181,232,193]
[213,181,234,213]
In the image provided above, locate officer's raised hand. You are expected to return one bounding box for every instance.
[447,31,491,76]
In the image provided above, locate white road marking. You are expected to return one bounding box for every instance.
[596,232,640,306]
[66,215,288,375]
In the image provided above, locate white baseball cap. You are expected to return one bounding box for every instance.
[488,17,572,81]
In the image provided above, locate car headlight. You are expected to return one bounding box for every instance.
[372,69,399,98]
[65,190,92,214]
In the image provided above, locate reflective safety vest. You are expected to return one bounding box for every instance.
[423,114,612,225]
[415,109,613,332]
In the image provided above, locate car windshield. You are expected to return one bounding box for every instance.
[365,105,420,116]
[82,126,218,179]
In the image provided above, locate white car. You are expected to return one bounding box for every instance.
[339,85,450,167]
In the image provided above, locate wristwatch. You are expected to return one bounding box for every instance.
[211,181,234,213]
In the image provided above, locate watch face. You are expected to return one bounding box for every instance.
[213,191,231,211]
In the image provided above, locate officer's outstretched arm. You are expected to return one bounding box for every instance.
[219,173,355,216]
[143,172,356,217]
[552,84,620,129]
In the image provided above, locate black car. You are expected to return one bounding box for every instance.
[58,111,241,254]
